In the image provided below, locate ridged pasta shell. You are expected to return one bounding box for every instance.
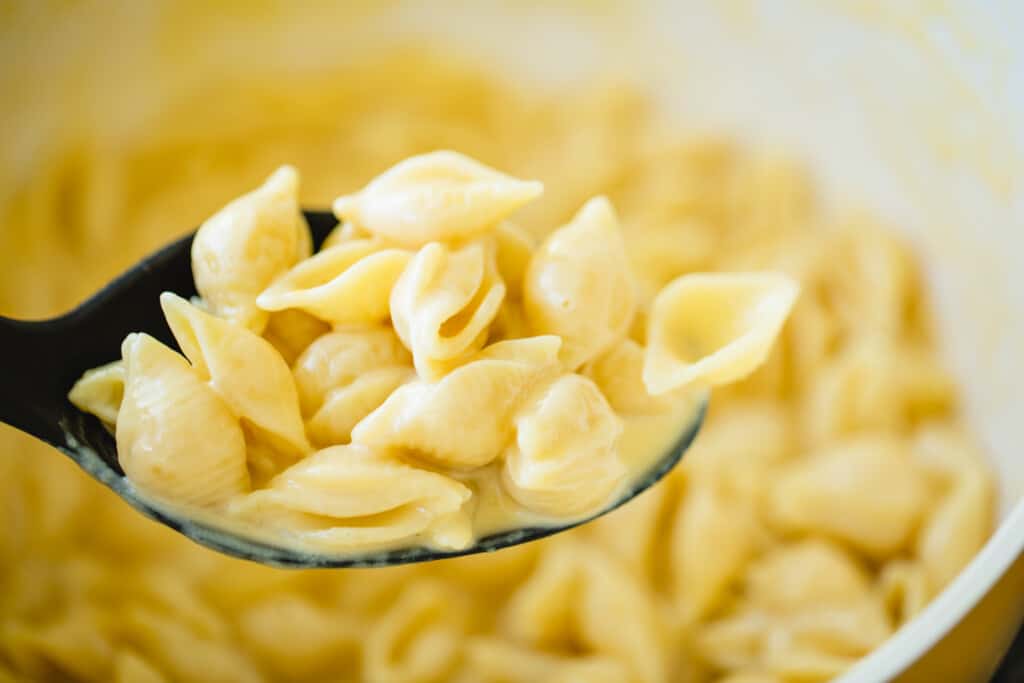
[117,334,249,506]
[390,239,506,381]
[68,360,125,426]
[332,150,543,247]
[352,337,561,469]
[292,327,412,417]
[524,197,635,370]
[256,239,411,326]
[161,293,310,456]
[307,367,415,448]
[643,272,799,395]
[191,165,311,333]
[502,374,625,517]
[229,445,471,551]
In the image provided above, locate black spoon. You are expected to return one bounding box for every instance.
[0,210,705,568]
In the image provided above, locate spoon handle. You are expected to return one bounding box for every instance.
[0,315,69,445]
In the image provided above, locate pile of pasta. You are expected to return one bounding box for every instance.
[69,151,797,552]
[0,52,995,683]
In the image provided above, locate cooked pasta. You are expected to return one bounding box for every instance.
[523,196,636,370]
[116,333,250,506]
[228,445,473,552]
[160,292,310,459]
[69,147,790,553]
[0,49,996,683]
[333,150,544,247]
[256,239,412,326]
[191,165,311,333]
[68,360,125,427]
[390,238,506,380]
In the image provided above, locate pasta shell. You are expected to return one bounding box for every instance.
[501,541,666,682]
[669,479,758,620]
[913,425,993,591]
[643,272,799,395]
[352,337,562,469]
[117,334,249,506]
[332,150,543,247]
[390,239,506,380]
[696,610,771,672]
[490,298,532,342]
[307,367,415,447]
[191,165,310,333]
[502,374,626,516]
[586,339,675,416]
[494,221,536,300]
[744,540,871,612]
[261,309,330,366]
[524,196,636,370]
[365,581,470,683]
[229,445,472,551]
[236,596,362,679]
[878,560,932,623]
[292,326,412,416]
[161,293,309,457]
[769,436,929,558]
[256,239,411,326]
[68,360,125,426]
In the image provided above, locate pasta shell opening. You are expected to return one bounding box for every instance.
[643,272,799,395]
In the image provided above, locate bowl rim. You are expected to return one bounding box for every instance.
[837,497,1024,682]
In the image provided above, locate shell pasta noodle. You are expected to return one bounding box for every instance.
[2,51,997,683]
[70,149,792,554]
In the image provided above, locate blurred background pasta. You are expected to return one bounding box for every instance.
[0,2,999,682]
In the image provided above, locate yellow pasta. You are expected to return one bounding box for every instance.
[524,196,636,370]
[160,292,310,457]
[229,445,472,552]
[79,147,780,546]
[363,580,470,682]
[256,238,412,326]
[0,48,997,683]
[68,360,125,427]
[768,436,930,558]
[493,221,537,300]
[261,309,330,366]
[290,326,415,449]
[333,150,543,247]
[351,336,562,470]
[503,374,626,516]
[390,239,506,380]
[116,334,250,506]
[586,339,676,416]
[643,272,800,395]
[191,165,310,333]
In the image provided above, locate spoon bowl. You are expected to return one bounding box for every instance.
[0,211,705,568]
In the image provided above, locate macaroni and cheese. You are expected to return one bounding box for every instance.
[0,53,994,683]
[69,151,797,554]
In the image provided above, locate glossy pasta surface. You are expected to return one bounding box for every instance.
[2,52,995,683]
